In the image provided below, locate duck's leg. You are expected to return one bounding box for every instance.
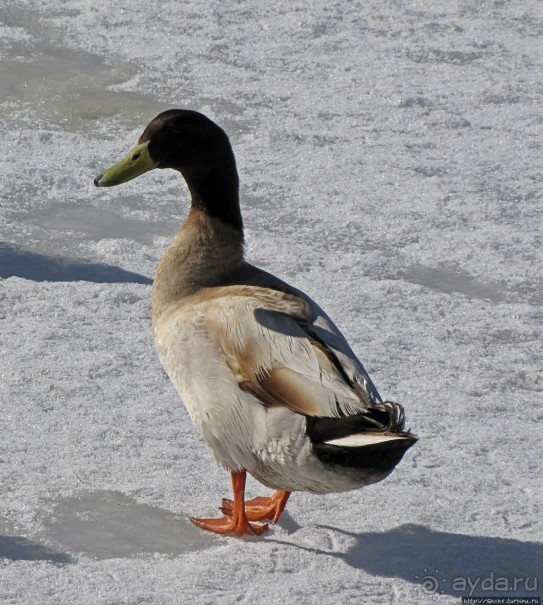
[190,470,268,536]
[221,489,291,523]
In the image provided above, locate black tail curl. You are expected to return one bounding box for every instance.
[305,401,417,471]
[305,401,409,444]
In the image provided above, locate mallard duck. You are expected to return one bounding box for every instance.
[94,109,417,537]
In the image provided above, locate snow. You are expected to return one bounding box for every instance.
[1,1,542,603]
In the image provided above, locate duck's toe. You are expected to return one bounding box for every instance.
[190,515,268,536]
[221,490,291,524]
[221,496,274,520]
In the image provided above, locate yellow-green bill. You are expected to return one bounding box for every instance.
[94,141,158,187]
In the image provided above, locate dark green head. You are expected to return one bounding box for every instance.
[95,109,241,228]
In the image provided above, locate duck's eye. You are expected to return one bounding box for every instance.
[132,152,141,161]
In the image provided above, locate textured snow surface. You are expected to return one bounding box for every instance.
[1,1,542,603]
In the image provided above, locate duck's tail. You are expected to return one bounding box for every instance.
[306,401,417,471]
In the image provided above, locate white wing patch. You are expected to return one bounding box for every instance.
[325,434,409,447]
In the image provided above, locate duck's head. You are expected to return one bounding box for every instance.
[94,109,236,187]
[94,109,241,228]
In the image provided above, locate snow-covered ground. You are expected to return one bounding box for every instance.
[1,1,541,603]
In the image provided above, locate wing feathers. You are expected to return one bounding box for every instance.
[205,286,382,419]
[240,368,328,416]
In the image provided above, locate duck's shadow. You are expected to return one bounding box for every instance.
[0,242,152,284]
[278,523,542,598]
[0,535,74,565]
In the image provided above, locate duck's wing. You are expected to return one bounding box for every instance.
[205,286,382,418]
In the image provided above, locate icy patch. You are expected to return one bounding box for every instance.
[0,41,168,129]
[39,491,218,559]
[392,265,542,305]
[29,203,174,243]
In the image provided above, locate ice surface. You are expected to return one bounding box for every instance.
[0,17,168,129]
[390,264,543,306]
[29,203,174,244]
[0,0,541,604]
[39,491,217,559]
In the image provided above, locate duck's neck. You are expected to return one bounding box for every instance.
[152,201,245,321]
[184,162,243,231]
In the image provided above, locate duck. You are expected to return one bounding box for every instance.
[94,109,417,537]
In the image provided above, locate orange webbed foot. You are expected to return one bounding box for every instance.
[190,470,272,537]
[221,490,291,523]
[190,515,268,536]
